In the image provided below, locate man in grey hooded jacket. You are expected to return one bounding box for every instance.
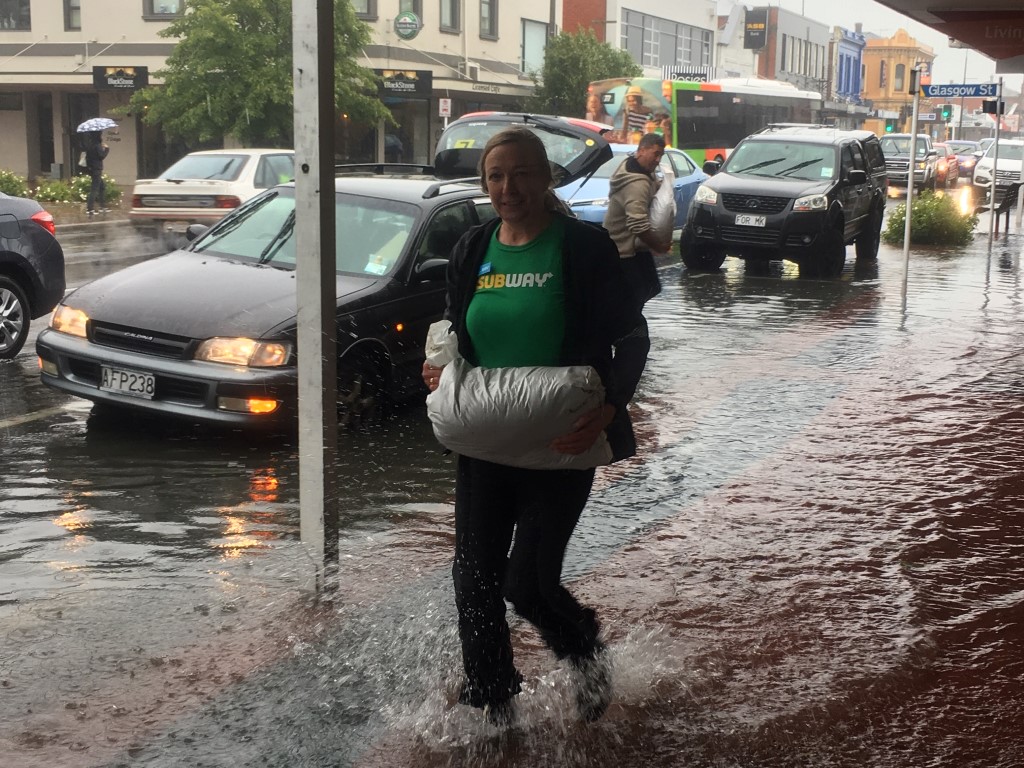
[601,132,670,396]
[603,132,670,308]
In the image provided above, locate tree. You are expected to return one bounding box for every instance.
[526,30,642,117]
[129,0,389,146]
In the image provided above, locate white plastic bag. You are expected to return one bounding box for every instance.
[648,172,676,251]
[424,320,612,470]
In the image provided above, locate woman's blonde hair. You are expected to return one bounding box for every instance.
[477,126,567,213]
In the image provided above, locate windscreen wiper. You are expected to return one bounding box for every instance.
[777,159,821,176]
[733,157,784,174]
[257,210,296,264]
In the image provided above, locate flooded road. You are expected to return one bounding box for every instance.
[2,225,1023,767]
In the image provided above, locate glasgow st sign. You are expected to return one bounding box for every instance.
[922,83,998,98]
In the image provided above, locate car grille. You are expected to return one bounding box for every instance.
[136,195,220,209]
[721,194,789,214]
[996,170,1022,184]
[91,323,193,359]
[719,224,780,246]
[885,159,910,173]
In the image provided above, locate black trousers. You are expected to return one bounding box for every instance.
[86,170,105,212]
[453,455,601,709]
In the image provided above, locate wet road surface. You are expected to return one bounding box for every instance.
[2,217,1023,767]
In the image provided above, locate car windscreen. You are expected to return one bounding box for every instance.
[880,138,930,157]
[160,154,249,181]
[724,141,837,180]
[436,122,592,181]
[989,143,1024,161]
[190,190,419,276]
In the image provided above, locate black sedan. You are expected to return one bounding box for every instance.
[1,193,65,359]
[37,176,495,427]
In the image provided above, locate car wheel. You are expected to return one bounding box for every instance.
[679,229,726,271]
[337,348,388,429]
[0,276,30,360]
[803,227,845,279]
[854,206,883,262]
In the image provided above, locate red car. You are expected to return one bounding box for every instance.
[933,143,960,188]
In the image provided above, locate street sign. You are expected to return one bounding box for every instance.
[920,113,936,121]
[922,83,998,98]
[438,97,451,117]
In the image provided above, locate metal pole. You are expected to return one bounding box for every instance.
[988,77,1002,241]
[902,67,921,293]
[294,0,339,593]
[956,51,967,140]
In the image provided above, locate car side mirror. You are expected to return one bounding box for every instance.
[927,149,938,157]
[702,160,721,176]
[415,258,448,281]
[185,223,209,242]
[847,169,867,185]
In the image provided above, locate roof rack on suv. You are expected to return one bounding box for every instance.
[334,162,436,176]
[422,177,480,199]
[756,122,838,133]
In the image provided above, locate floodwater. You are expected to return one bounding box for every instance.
[2,228,1024,767]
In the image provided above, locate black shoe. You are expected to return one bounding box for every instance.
[572,648,612,722]
[483,698,517,728]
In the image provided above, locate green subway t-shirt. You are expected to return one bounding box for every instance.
[466,218,566,368]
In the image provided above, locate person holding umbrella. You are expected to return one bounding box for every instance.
[77,117,116,215]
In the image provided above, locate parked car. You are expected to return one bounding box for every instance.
[37,120,611,428]
[557,144,709,234]
[129,149,295,242]
[880,133,938,190]
[0,194,65,359]
[933,143,960,187]
[977,137,995,155]
[972,138,1024,205]
[945,139,980,178]
[681,124,889,277]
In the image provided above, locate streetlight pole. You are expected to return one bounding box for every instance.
[956,51,967,140]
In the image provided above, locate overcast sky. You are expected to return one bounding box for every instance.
[765,0,1024,91]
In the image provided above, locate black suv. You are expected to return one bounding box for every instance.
[1,194,66,359]
[37,119,611,428]
[681,125,888,277]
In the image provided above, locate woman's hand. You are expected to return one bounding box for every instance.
[550,403,615,455]
[422,361,446,393]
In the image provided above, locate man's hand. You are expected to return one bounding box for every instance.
[422,361,446,392]
[550,404,615,455]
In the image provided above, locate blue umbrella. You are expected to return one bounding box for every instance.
[76,117,118,133]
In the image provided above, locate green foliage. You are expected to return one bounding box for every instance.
[0,169,29,197]
[526,30,642,117]
[882,191,978,246]
[32,174,123,204]
[129,0,389,146]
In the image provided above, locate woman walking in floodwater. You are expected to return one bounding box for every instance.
[422,127,646,726]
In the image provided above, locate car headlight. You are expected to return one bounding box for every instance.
[793,193,827,212]
[195,337,291,367]
[49,305,89,338]
[915,160,928,170]
[694,185,718,205]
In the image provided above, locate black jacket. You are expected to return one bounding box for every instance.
[85,141,109,173]
[444,214,643,463]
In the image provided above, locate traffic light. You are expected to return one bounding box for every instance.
[939,104,952,121]
[885,118,895,133]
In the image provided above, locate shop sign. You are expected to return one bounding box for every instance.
[375,69,433,97]
[744,8,767,50]
[394,11,421,41]
[93,66,149,90]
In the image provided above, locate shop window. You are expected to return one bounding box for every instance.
[440,0,459,33]
[64,0,81,30]
[0,0,31,29]
[352,0,377,19]
[143,0,184,17]
[480,0,497,39]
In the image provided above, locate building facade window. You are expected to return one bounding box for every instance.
[352,0,377,20]
[0,0,30,29]
[143,0,184,17]
[879,61,887,89]
[893,63,905,92]
[521,18,547,74]
[440,0,459,32]
[399,0,421,15]
[621,9,710,69]
[64,0,81,30]
[480,0,497,39]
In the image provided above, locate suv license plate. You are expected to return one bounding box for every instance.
[100,366,156,399]
[735,214,766,227]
